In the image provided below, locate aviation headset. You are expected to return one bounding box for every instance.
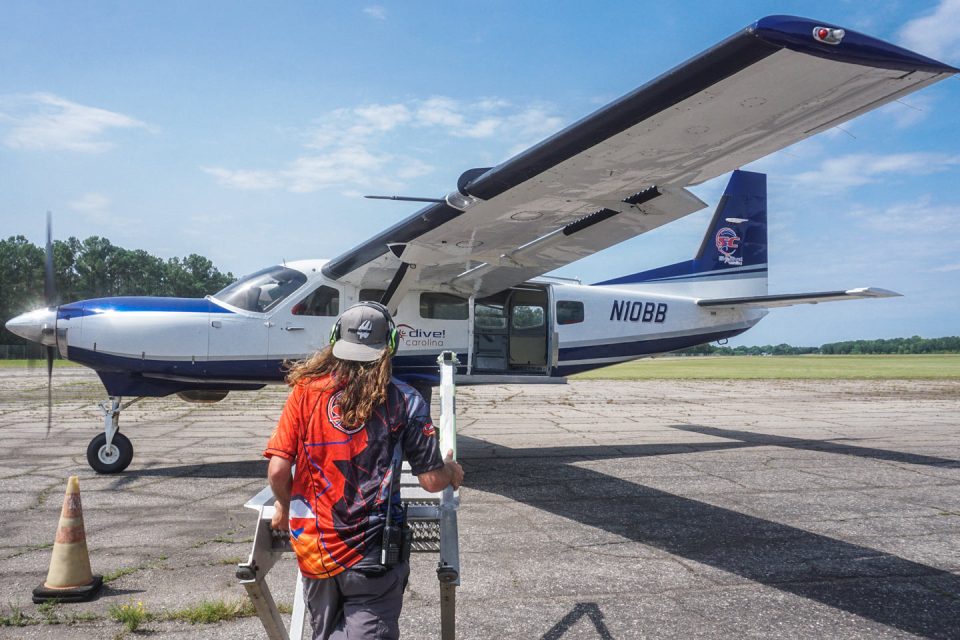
[329,301,399,355]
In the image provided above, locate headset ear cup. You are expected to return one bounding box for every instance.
[329,320,340,346]
[389,328,398,354]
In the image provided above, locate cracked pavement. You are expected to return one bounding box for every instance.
[0,367,958,638]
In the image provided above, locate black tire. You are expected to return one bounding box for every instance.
[86,433,133,474]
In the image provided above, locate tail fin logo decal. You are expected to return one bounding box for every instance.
[715,227,743,266]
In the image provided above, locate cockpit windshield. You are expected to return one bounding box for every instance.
[212,265,307,313]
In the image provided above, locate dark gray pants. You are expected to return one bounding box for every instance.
[302,561,409,640]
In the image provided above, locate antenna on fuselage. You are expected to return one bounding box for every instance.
[364,195,446,204]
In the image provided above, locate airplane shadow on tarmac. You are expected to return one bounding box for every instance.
[460,429,960,640]
[120,460,268,479]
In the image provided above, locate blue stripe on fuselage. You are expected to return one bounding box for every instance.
[58,297,234,320]
[555,328,749,376]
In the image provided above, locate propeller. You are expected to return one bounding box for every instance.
[44,211,57,436]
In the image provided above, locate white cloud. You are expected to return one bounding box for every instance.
[284,146,388,193]
[67,191,128,226]
[788,153,960,192]
[0,93,146,152]
[363,5,387,20]
[203,167,283,190]
[415,97,465,128]
[458,117,501,138]
[355,103,411,132]
[504,106,565,139]
[69,192,111,213]
[207,96,564,194]
[206,145,430,194]
[851,196,960,234]
[306,103,411,150]
[395,158,433,180]
[931,262,960,272]
[899,0,960,62]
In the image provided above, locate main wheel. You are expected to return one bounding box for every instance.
[86,433,134,474]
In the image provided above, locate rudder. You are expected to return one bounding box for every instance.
[594,170,768,298]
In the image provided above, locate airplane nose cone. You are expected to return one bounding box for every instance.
[4,307,57,346]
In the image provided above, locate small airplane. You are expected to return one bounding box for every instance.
[6,15,957,474]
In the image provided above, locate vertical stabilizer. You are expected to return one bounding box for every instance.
[595,170,768,298]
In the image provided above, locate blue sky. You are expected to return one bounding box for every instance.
[1,1,958,346]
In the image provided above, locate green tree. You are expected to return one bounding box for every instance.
[165,254,234,298]
[1,236,236,345]
[0,236,45,344]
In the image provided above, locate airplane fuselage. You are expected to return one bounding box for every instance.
[37,259,763,397]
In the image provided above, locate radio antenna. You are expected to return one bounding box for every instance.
[364,195,445,203]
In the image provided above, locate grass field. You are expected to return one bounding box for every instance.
[2,354,959,379]
[0,359,80,368]
[571,354,960,380]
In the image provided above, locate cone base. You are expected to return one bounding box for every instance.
[32,575,103,603]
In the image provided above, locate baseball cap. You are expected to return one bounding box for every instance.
[332,303,392,362]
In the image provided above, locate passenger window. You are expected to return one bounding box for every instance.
[475,304,507,329]
[292,286,340,317]
[420,293,468,320]
[511,305,544,330]
[359,289,386,303]
[556,301,584,325]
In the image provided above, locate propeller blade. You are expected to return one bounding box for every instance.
[46,345,54,437]
[43,212,58,436]
[44,211,57,308]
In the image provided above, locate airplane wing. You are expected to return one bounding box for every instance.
[322,15,957,303]
[697,287,901,309]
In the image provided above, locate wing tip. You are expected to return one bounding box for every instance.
[751,15,960,75]
[845,287,902,299]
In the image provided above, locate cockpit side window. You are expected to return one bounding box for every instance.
[359,289,386,303]
[212,266,307,312]
[292,285,340,317]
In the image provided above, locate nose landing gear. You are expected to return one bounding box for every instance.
[86,396,141,474]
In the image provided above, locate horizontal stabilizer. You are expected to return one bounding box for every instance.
[697,287,900,308]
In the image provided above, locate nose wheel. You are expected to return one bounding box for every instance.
[87,432,134,474]
[87,396,142,474]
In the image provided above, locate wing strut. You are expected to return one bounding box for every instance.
[380,262,419,314]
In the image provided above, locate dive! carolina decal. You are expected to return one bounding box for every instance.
[397,324,446,348]
[715,227,743,266]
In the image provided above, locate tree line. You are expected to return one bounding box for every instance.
[677,336,960,356]
[1,235,234,345]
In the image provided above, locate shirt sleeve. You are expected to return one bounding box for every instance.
[400,386,444,476]
[264,384,304,461]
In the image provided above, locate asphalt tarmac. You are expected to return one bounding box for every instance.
[0,366,958,639]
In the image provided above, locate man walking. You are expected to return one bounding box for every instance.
[265,302,464,639]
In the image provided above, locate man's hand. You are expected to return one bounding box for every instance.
[267,455,293,531]
[417,449,465,493]
[444,450,464,490]
[271,500,289,531]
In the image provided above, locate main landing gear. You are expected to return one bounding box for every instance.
[86,396,142,474]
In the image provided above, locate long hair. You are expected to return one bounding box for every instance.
[285,346,392,428]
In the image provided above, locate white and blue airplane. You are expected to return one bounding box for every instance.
[6,16,957,473]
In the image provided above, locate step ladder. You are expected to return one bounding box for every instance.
[237,352,462,640]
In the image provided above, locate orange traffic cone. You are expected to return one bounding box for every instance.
[32,476,103,603]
